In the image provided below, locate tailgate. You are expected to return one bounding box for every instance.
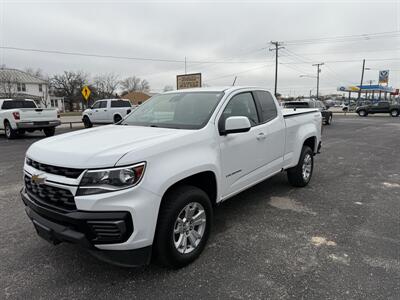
[19,108,58,122]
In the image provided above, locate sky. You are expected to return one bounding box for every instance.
[0,0,399,96]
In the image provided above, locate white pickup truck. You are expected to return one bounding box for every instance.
[21,87,321,268]
[82,98,133,128]
[0,99,60,139]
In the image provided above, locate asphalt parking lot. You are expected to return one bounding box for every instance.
[1,116,399,299]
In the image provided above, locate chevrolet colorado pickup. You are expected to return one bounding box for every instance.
[21,87,322,268]
[0,99,60,139]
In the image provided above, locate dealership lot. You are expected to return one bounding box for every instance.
[0,116,399,299]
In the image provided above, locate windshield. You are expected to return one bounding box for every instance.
[2,100,37,109]
[121,91,224,129]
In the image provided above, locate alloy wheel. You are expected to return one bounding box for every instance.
[173,202,206,254]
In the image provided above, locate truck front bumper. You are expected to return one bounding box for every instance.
[16,120,61,129]
[21,188,152,267]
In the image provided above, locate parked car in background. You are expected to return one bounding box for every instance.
[82,99,133,128]
[283,99,333,125]
[22,87,322,268]
[0,99,60,139]
[356,101,400,117]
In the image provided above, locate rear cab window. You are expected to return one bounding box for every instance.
[1,100,37,109]
[254,91,277,123]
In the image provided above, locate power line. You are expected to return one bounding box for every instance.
[0,46,267,64]
[284,31,400,45]
[280,57,400,64]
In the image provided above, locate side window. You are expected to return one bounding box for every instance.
[100,101,107,108]
[221,92,259,126]
[92,101,101,109]
[255,91,277,122]
[111,100,131,108]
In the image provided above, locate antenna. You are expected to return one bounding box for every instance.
[232,76,237,86]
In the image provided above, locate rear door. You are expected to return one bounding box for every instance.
[253,90,285,174]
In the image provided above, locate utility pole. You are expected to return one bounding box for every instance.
[269,41,284,97]
[312,63,324,100]
[184,56,187,74]
[358,59,365,99]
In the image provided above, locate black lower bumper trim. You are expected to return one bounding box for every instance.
[21,188,150,267]
[89,246,152,267]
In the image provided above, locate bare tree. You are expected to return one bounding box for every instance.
[93,73,120,99]
[50,71,89,111]
[0,71,19,98]
[121,76,150,93]
[140,79,150,92]
[24,67,45,80]
[163,85,174,92]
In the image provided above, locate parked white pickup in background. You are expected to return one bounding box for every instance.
[82,98,133,128]
[0,99,60,139]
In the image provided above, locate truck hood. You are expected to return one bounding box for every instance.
[26,125,192,168]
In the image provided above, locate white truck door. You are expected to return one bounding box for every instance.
[90,101,102,122]
[95,100,109,122]
[218,92,268,197]
[253,91,285,174]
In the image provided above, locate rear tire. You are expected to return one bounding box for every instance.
[154,185,213,268]
[113,114,122,124]
[83,116,93,128]
[390,109,399,117]
[4,121,18,139]
[44,127,55,137]
[287,145,314,187]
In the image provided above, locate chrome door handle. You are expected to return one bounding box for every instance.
[256,133,267,141]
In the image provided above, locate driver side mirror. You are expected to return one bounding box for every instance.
[220,116,251,135]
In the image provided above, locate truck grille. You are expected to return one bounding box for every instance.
[26,158,84,179]
[24,175,76,211]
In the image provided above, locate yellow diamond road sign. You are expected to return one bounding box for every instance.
[81,86,91,101]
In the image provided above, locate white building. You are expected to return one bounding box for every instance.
[0,68,65,111]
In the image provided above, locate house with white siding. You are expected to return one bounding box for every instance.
[0,68,65,111]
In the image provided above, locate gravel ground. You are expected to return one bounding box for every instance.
[0,115,399,299]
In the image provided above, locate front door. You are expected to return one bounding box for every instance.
[218,92,268,197]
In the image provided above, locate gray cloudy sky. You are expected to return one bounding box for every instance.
[0,0,399,95]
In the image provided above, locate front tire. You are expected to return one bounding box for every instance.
[154,185,213,268]
[390,109,399,117]
[325,115,332,125]
[358,110,367,117]
[43,127,55,137]
[287,145,314,187]
[4,121,18,139]
[83,116,93,128]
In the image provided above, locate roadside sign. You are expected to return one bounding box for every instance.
[379,70,389,84]
[81,86,91,101]
[177,73,202,90]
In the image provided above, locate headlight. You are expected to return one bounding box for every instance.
[77,162,146,196]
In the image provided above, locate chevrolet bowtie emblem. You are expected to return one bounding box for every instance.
[31,174,46,185]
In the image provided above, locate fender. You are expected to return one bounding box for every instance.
[290,123,318,168]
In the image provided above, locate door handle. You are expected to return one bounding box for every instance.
[104,109,107,111]
[256,133,267,141]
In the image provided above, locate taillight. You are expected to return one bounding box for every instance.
[12,112,20,120]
